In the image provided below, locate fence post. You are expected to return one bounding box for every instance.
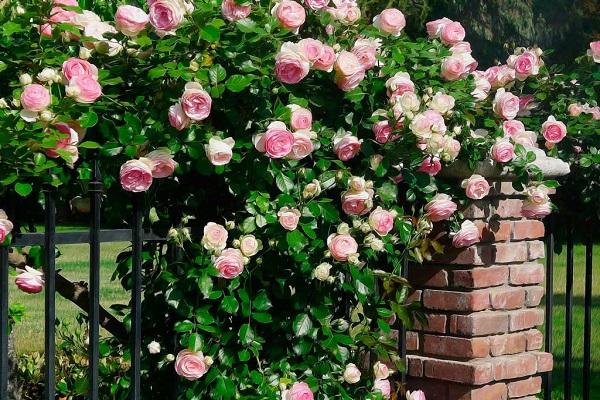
[43,186,57,400]
[0,246,9,399]
[131,193,144,400]
[543,215,554,400]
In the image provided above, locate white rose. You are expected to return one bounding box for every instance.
[343,363,361,384]
[373,361,390,379]
[429,92,455,114]
[19,74,32,86]
[37,68,59,83]
[314,262,332,281]
[147,341,161,354]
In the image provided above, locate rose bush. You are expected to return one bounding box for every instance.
[0,0,598,399]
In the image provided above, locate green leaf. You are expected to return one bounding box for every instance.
[148,67,165,79]
[275,172,294,193]
[221,295,239,314]
[14,182,32,197]
[239,323,254,345]
[253,291,272,311]
[287,230,307,252]
[225,75,253,93]
[188,333,203,352]
[174,321,194,332]
[209,64,227,85]
[200,25,220,42]
[252,312,272,323]
[79,111,98,128]
[78,141,101,149]
[293,313,312,337]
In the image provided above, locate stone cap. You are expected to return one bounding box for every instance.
[440,148,570,180]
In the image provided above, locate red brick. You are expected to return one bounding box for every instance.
[408,266,449,287]
[476,220,512,242]
[489,332,527,356]
[492,242,528,263]
[527,240,545,260]
[533,351,553,372]
[453,266,509,289]
[490,287,526,310]
[423,290,490,312]
[492,353,537,380]
[450,311,509,336]
[433,245,492,265]
[509,263,544,285]
[415,314,447,333]
[509,309,544,331]
[493,198,524,218]
[408,289,422,303]
[512,220,545,240]
[489,181,523,197]
[423,335,490,358]
[525,330,543,351]
[407,377,448,400]
[507,376,542,397]
[407,355,425,377]
[524,286,545,307]
[424,358,493,385]
[463,201,490,219]
[406,331,419,351]
[448,382,508,400]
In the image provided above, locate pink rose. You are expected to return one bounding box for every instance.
[512,130,538,148]
[313,45,336,72]
[351,38,380,70]
[462,174,490,200]
[373,8,406,36]
[568,103,583,117]
[39,23,53,37]
[327,233,358,261]
[418,157,442,176]
[440,21,465,45]
[508,50,541,80]
[115,5,149,36]
[521,201,552,218]
[486,65,515,88]
[277,207,301,230]
[502,120,525,137]
[385,71,414,96]
[201,222,228,252]
[288,131,314,160]
[15,266,44,294]
[491,140,515,163]
[429,92,455,114]
[62,58,99,81]
[119,159,153,192]
[54,0,79,6]
[275,42,310,84]
[409,110,446,139]
[589,41,600,63]
[67,76,102,103]
[372,120,393,143]
[425,193,457,222]
[174,350,210,381]
[181,82,212,121]
[333,133,362,161]
[221,0,251,21]
[541,116,567,143]
[0,210,14,244]
[21,84,51,112]
[471,71,491,100]
[493,88,520,120]
[45,123,80,158]
[285,382,314,400]
[169,103,191,130]
[425,17,452,38]
[373,361,390,379]
[450,41,472,54]
[214,248,245,279]
[146,148,178,178]
[452,220,481,248]
[239,235,260,257]
[373,379,391,398]
[272,0,305,32]
[205,137,235,165]
[368,207,394,236]
[517,95,537,117]
[288,104,312,130]
[334,51,365,91]
[305,0,329,9]
[341,189,373,215]
[441,53,477,81]
[148,0,185,35]
[49,6,76,24]
[441,137,461,161]
[254,122,295,158]
[298,38,324,62]
[407,390,427,400]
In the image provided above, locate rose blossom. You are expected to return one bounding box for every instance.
[49,6,76,24]
[541,116,567,143]
[568,103,583,117]
[409,110,446,139]
[493,88,520,120]
[272,0,305,33]
[21,84,51,112]
[450,41,472,54]
[343,363,361,384]
[491,139,515,163]
[452,220,481,248]
[45,123,80,158]
[313,262,331,281]
[214,248,245,279]
[508,49,542,80]
[521,201,552,218]
[425,194,457,222]
[513,130,538,148]
[589,41,600,63]
[502,120,525,137]
[440,21,465,45]
[115,5,149,36]
[254,121,294,158]
[62,58,99,81]
[298,38,324,63]
[373,120,393,143]
[462,174,490,200]
[426,17,452,38]
[441,137,461,161]
[221,0,251,21]
[0,210,14,244]
[368,207,394,236]
[180,82,212,121]
[373,361,390,379]
[174,350,210,380]
[441,53,477,81]
[148,0,185,35]
[146,148,178,178]
[285,382,314,400]
[15,266,45,294]
[277,207,301,231]
[429,92,455,114]
[169,103,190,130]
[385,71,414,96]
[239,235,260,257]
[485,65,515,88]
[54,0,78,5]
[120,159,153,192]
[373,8,406,36]
[327,233,358,261]
[373,379,391,398]
[352,38,380,70]
[275,42,310,84]
[418,157,442,176]
[303,180,321,199]
[305,0,329,10]
[67,76,102,103]
[471,71,491,101]
[147,341,161,354]
[288,104,312,130]
[205,137,235,165]
[407,390,427,400]
[333,133,362,161]
[334,51,365,91]
[288,130,314,160]
[201,222,228,252]
[313,45,336,72]
[341,189,373,215]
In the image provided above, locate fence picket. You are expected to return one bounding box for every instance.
[131,194,144,400]
[0,246,9,400]
[544,216,554,400]
[583,227,593,400]
[564,224,574,400]
[43,188,57,400]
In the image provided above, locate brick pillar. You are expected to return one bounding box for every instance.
[406,180,555,400]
